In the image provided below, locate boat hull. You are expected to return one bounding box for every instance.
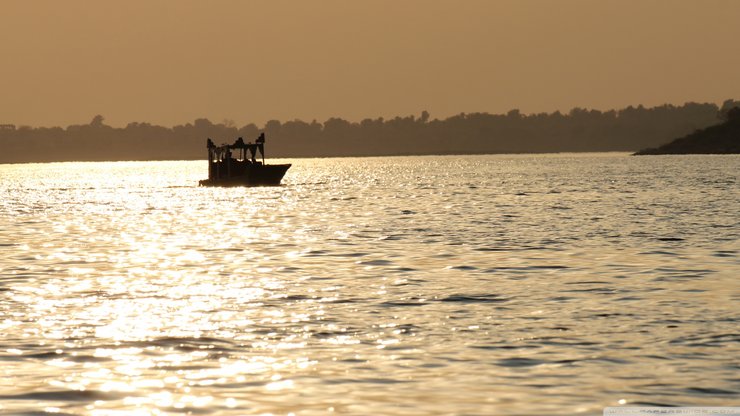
[199,164,291,187]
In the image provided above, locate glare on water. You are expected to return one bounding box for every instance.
[0,155,738,415]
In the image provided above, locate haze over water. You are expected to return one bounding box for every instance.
[0,154,738,415]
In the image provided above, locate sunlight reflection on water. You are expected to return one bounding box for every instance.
[0,155,738,415]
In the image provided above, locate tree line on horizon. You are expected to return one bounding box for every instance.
[1,100,737,163]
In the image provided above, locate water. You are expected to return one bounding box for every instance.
[0,154,738,415]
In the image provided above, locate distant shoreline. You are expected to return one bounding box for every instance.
[2,101,737,164]
[635,107,740,155]
[15,151,740,167]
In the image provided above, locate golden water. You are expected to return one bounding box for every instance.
[1,154,738,415]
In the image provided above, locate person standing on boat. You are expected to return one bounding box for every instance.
[255,133,265,164]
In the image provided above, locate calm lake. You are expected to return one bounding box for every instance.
[1,154,738,415]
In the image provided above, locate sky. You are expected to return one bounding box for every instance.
[1,0,739,127]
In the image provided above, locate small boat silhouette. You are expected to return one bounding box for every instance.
[198,133,291,186]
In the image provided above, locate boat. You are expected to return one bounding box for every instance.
[198,134,291,186]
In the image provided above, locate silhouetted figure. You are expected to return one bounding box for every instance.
[255,133,266,164]
[207,138,215,148]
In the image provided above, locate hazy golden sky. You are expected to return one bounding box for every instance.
[1,0,739,127]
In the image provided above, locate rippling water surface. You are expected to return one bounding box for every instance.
[1,154,738,415]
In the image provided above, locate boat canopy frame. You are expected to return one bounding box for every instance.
[207,135,265,165]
